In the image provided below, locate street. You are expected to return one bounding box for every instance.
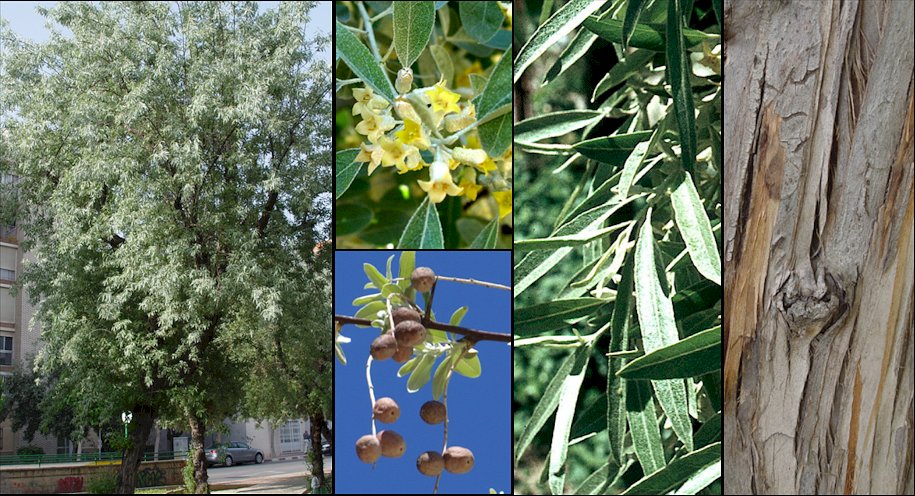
[208,457,332,485]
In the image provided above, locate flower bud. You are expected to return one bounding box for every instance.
[396,67,414,94]
[452,147,488,166]
[394,99,421,123]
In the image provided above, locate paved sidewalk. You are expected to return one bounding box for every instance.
[211,470,332,494]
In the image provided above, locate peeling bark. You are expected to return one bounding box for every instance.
[724,0,914,494]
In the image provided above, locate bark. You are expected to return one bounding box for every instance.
[116,404,156,494]
[189,414,210,494]
[723,0,914,494]
[309,412,326,490]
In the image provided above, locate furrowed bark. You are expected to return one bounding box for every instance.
[724,0,914,494]
[189,414,210,494]
[116,404,156,494]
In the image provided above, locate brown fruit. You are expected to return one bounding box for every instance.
[443,446,474,474]
[373,397,400,423]
[370,333,397,361]
[419,400,446,425]
[392,306,421,325]
[392,345,413,363]
[416,451,444,476]
[355,434,381,464]
[376,430,406,458]
[411,267,437,293]
[394,320,427,347]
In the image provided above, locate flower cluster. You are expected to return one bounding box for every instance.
[350,69,511,214]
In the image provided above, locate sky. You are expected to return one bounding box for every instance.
[0,1,331,60]
[334,251,512,494]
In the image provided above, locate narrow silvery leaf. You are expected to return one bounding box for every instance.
[626,379,666,474]
[393,1,435,68]
[469,216,500,248]
[335,148,361,199]
[666,0,698,174]
[515,345,590,463]
[617,139,651,198]
[363,263,388,290]
[335,19,396,101]
[476,47,513,120]
[634,210,694,450]
[397,251,415,290]
[514,110,604,144]
[549,348,589,494]
[407,353,436,392]
[622,0,648,49]
[398,197,444,248]
[478,112,512,157]
[515,298,603,337]
[514,0,610,83]
[620,442,721,495]
[617,326,721,379]
[608,250,635,464]
[671,171,721,285]
[459,1,503,43]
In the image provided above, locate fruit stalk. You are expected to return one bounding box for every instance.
[334,315,512,343]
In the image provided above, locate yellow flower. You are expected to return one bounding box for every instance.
[354,142,384,175]
[395,119,431,150]
[459,176,482,201]
[352,87,389,117]
[418,160,463,204]
[355,110,396,143]
[456,61,484,89]
[426,80,461,116]
[379,137,423,174]
[492,190,512,219]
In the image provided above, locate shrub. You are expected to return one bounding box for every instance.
[86,472,118,494]
[16,445,44,456]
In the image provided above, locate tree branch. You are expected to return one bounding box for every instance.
[334,315,512,343]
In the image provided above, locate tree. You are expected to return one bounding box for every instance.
[723,0,914,494]
[1,2,330,493]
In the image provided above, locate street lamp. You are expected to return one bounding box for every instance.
[122,411,133,439]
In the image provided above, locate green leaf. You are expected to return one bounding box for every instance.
[514,0,610,83]
[363,263,389,290]
[335,19,396,102]
[454,353,481,378]
[549,347,589,495]
[542,27,596,86]
[352,293,382,306]
[620,442,721,495]
[583,16,715,52]
[432,352,453,400]
[666,0,698,174]
[694,412,722,448]
[354,301,386,324]
[573,131,653,164]
[398,356,421,377]
[515,298,604,338]
[573,461,616,495]
[514,194,644,296]
[608,250,635,464]
[514,110,604,144]
[476,46,512,120]
[617,139,651,198]
[617,326,721,379]
[622,0,647,49]
[407,353,436,392]
[381,283,403,298]
[514,223,627,252]
[459,1,503,43]
[568,395,607,442]
[335,148,361,199]
[469,216,500,248]
[671,172,721,285]
[515,345,590,463]
[676,460,721,494]
[336,204,373,236]
[393,1,435,68]
[634,210,693,450]
[429,44,453,86]
[449,306,468,326]
[626,379,666,474]
[398,251,415,290]
[478,111,512,157]
[397,197,444,248]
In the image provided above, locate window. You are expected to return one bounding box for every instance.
[0,288,14,324]
[0,246,14,281]
[279,421,301,444]
[0,336,12,366]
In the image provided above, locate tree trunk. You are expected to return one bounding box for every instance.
[309,412,326,491]
[320,418,333,454]
[723,0,914,494]
[189,415,210,494]
[117,404,156,494]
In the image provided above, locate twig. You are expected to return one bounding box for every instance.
[366,355,376,437]
[357,1,381,61]
[335,315,512,343]
[433,343,471,494]
[391,275,511,292]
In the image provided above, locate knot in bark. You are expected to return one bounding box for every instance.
[777,268,847,337]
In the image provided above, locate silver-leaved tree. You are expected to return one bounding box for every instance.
[0,1,330,493]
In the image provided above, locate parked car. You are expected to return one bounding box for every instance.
[322,441,331,456]
[205,441,264,467]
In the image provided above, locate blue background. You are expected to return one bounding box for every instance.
[334,250,511,494]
